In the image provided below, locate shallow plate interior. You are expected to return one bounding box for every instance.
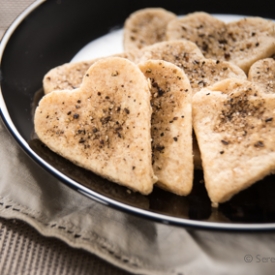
[1,0,275,231]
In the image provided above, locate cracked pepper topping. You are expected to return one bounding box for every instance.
[212,82,272,149]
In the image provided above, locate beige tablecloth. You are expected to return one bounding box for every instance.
[1,2,275,275]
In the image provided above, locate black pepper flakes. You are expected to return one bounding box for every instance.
[124,108,130,114]
[220,151,224,154]
[155,145,165,152]
[254,141,264,148]
[100,140,105,145]
[265,117,273,122]
[173,137,178,142]
[198,80,206,87]
[78,129,86,134]
[157,88,165,97]
[202,42,208,52]
[221,140,229,145]
[115,126,123,131]
[218,39,228,44]
[224,53,231,60]
[73,114,79,119]
[100,116,111,124]
[79,138,85,143]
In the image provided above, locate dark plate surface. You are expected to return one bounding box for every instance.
[1,0,275,231]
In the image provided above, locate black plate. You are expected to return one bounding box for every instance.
[1,0,275,231]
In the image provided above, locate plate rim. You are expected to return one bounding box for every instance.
[1,2,275,231]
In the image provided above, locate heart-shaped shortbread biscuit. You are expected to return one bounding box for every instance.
[135,41,247,95]
[166,12,275,73]
[42,50,143,94]
[248,58,275,93]
[177,58,247,95]
[193,78,275,205]
[136,40,204,66]
[123,8,176,51]
[35,57,157,194]
[139,60,193,195]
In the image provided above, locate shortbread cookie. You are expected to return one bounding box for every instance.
[43,40,204,94]
[43,51,143,94]
[139,41,246,94]
[136,39,204,67]
[181,58,247,95]
[166,12,226,61]
[35,57,157,194]
[166,12,275,73]
[248,58,275,93]
[193,78,275,205]
[139,60,193,195]
[123,8,176,51]
[43,60,97,95]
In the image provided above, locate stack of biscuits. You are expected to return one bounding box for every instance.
[35,9,275,206]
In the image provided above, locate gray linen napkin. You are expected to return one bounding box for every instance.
[1,117,275,275]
